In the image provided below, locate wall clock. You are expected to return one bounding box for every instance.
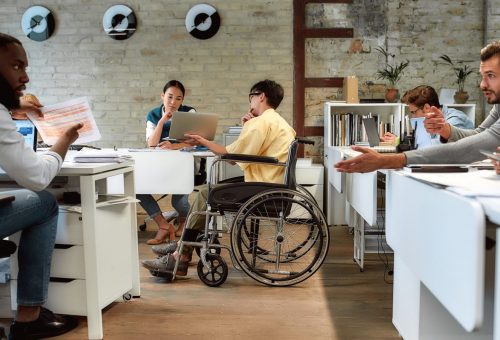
[102,5,137,40]
[185,4,220,40]
[21,6,55,42]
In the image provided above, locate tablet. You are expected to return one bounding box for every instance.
[169,112,218,141]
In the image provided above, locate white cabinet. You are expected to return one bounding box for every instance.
[9,163,140,340]
[296,163,324,210]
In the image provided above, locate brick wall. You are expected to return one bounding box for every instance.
[0,0,496,152]
[0,0,293,147]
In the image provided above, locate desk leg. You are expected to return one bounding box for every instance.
[123,170,140,297]
[80,176,104,340]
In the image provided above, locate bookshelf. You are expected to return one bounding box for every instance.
[324,103,406,149]
[323,102,403,270]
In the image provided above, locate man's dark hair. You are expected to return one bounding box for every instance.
[402,85,440,108]
[250,79,284,109]
[480,41,500,62]
[163,80,186,96]
[0,33,21,51]
[0,33,22,109]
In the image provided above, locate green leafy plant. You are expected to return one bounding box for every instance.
[439,54,474,93]
[375,46,409,88]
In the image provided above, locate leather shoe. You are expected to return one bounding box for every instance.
[9,307,78,340]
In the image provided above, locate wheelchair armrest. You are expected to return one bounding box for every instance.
[220,153,280,164]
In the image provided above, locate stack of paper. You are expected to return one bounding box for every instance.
[72,150,132,163]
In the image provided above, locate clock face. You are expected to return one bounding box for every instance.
[185,4,220,40]
[21,6,55,42]
[102,5,137,40]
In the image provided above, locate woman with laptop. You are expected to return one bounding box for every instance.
[138,80,195,245]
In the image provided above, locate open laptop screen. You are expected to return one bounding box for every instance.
[362,118,380,147]
[15,120,37,151]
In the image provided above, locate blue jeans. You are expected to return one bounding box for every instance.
[0,189,58,306]
[137,194,190,219]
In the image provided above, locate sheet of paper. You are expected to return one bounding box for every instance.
[406,170,500,197]
[27,97,101,145]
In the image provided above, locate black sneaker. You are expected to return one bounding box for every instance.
[9,307,78,340]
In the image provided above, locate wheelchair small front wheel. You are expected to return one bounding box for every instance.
[197,254,228,287]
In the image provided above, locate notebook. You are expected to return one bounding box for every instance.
[168,112,218,141]
[15,120,37,151]
[362,118,397,153]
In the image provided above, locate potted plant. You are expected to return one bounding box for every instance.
[375,46,410,103]
[439,54,474,104]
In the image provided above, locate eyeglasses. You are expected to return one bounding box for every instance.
[248,92,261,102]
[409,107,423,115]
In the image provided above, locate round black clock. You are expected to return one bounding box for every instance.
[21,6,55,42]
[102,5,137,40]
[185,4,220,40]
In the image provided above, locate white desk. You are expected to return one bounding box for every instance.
[106,149,194,195]
[327,146,390,270]
[9,161,140,340]
[386,170,500,340]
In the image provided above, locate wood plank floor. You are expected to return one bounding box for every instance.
[1,207,400,339]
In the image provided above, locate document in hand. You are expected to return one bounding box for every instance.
[27,97,101,145]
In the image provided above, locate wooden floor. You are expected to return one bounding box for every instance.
[1,207,400,339]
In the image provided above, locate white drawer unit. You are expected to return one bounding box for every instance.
[7,162,140,339]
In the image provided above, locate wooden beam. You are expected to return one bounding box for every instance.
[304,126,324,136]
[293,0,306,139]
[304,28,353,39]
[305,0,353,3]
[305,77,344,88]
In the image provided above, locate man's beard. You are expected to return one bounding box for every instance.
[0,75,20,110]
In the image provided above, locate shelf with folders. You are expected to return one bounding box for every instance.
[331,112,398,146]
[324,102,406,148]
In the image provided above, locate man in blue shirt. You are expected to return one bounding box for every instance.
[403,85,474,130]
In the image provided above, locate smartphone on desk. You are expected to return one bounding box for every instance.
[404,165,469,173]
[480,150,500,162]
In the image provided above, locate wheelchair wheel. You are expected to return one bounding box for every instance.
[230,189,329,287]
[194,233,221,257]
[197,254,228,287]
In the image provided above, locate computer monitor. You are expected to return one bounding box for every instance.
[15,120,37,151]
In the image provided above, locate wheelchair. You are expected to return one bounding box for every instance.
[171,138,330,287]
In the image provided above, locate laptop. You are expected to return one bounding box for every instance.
[362,118,396,153]
[168,112,218,141]
[15,120,37,151]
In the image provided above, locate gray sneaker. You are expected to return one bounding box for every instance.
[142,254,188,276]
[151,240,178,256]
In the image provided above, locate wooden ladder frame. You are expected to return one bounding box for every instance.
[293,0,353,152]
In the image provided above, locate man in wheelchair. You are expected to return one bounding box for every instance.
[142,79,296,278]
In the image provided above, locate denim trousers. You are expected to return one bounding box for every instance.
[137,194,190,218]
[0,189,58,306]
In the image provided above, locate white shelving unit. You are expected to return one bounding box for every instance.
[323,102,402,270]
[444,103,476,126]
